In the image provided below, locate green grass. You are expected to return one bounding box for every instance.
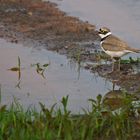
[120,57,140,64]
[0,94,140,140]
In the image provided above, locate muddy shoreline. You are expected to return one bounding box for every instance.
[0,0,140,95]
[0,0,98,49]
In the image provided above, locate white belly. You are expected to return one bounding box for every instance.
[101,47,132,58]
[105,50,127,57]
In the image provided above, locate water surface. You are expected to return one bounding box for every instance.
[0,39,113,112]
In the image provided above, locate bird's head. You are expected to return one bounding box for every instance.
[98,27,111,39]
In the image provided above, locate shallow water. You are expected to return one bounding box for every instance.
[0,39,113,112]
[48,0,140,56]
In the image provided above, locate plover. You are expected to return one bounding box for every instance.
[98,27,140,71]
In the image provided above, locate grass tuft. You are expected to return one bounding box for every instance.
[0,94,140,139]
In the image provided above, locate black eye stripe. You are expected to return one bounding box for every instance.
[99,28,109,34]
[101,29,106,32]
[103,30,107,33]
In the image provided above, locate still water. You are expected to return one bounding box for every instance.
[0,39,113,112]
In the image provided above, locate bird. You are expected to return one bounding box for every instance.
[98,27,140,71]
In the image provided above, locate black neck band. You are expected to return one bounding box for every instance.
[101,35,110,41]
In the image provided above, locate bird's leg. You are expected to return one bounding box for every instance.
[118,58,121,71]
[113,57,120,71]
[115,57,121,71]
[112,58,115,72]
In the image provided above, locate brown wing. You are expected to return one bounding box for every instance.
[102,35,130,51]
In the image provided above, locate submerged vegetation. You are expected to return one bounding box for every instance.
[0,94,140,140]
[9,56,50,81]
[31,62,50,79]
[120,57,140,64]
[8,56,21,80]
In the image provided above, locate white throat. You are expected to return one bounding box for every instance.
[99,32,112,39]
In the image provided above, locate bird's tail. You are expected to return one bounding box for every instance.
[129,47,140,53]
[133,48,140,53]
